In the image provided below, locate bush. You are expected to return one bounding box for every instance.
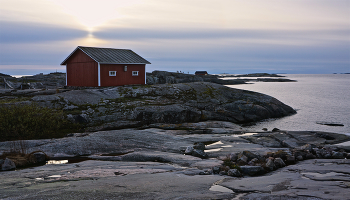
[0,103,78,141]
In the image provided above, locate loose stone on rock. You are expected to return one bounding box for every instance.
[240,166,265,176]
[227,169,242,177]
[192,149,208,159]
[184,146,194,155]
[1,158,16,171]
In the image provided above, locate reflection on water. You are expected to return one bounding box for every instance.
[46,160,68,165]
[232,132,258,137]
[205,148,223,152]
[205,141,223,147]
[229,74,350,134]
[48,175,61,178]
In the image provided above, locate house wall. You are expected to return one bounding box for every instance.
[100,64,145,86]
[65,49,98,87]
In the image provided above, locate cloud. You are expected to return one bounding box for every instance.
[94,27,350,46]
[0,21,88,44]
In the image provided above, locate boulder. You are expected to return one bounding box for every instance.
[305,153,315,159]
[229,153,238,162]
[212,166,220,174]
[274,158,286,168]
[240,166,265,176]
[2,158,16,171]
[324,153,332,159]
[273,150,289,160]
[192,149,208,159]
[227,169,242,177]
[296,155,303,161]
[332,151,344,159]
[184,146,194,155]
[193,143,205,151]
[248,158,259,166]
[32,152,47,163]
[286,155,295,165]
[237,155,248,165]
[240,151,260,161]
[265,158,275,171]
[346,153,350,159]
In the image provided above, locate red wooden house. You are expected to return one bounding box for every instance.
[61,46,151,87]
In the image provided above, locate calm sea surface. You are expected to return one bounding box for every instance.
[228,74,350,135]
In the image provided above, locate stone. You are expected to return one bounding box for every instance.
[266,159,275,171]
[299,144,313,152]
[273,150,289,160]
[2,158,16,171]
[237,155,248,165]
[248,158,259,166]
[0,159,4,166]
[240,166,265,176]
[346,153,350,159]
[332,151,344,159]
[212,166,220,174]
[286,156,295,165]
[219,171,227,176]
[324,153,332,159]
[227,169,242,177]
[184,146,194,155]
[296,155,303,161]
[192,149,208,159]
[240,151,260,161]
[193,143,205,151]
[205,169,213,175]
[274,158,286,168]
[305,153,315,159]
[294,150,306,159]
[33,152,47,163]
[272,128,280,132]
[229,153,238,162]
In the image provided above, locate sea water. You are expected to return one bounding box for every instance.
[227,74,350,135]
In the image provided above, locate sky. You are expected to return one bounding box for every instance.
[0,0,349,75]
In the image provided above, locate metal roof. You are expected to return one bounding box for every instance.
[61,46,151,65]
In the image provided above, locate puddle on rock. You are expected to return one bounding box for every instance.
[232,132,258,137]
[203,141,223,146]
[209,185,234,193]
[48,175,61,178]
[47,160,68,164]
[205,148,223,153]
[46,157,91,165]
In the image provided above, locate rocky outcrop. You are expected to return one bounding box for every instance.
[60,82,296,128]
[0,82,296,130]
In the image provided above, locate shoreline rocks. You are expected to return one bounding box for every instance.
[216,143,350,177]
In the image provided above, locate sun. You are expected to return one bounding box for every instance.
[50,0,141,32]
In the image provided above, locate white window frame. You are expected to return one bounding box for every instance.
[109,71,116,76]
[132,71,139,76]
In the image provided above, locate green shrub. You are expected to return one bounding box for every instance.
[0,103,78,141]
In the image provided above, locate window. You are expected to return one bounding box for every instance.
[132,71,139,76]
[109,71,116,76]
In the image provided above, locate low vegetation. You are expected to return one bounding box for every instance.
[0,103,81,141]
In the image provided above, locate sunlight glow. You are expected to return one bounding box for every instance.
[50,0,142,32]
